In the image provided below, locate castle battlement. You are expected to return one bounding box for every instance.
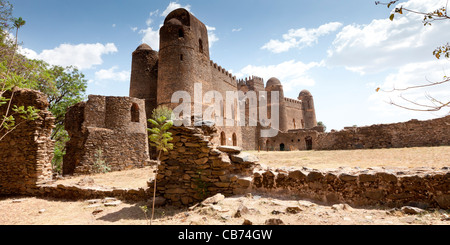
[210,60,237,83]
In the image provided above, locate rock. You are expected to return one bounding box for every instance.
[286,206,303,214]
[104,200,122,207]
[332,204,353,211]
[202,193,225,205]
[234,204,250,218]
[264,218,285,225]
[230,152,259,163]
[401,206,426,215]
[149,196,166,207]
[85,199,102,204]
[87,204,103,209]
[11,199,26,203]
[271,210,285,215]
[217,146,242,154]
[92,209,104,215]
[38,209,46,214]
[242,219,253,225]
[76,177,95,186]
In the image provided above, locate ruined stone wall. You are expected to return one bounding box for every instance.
[253,166,450,209]
[316,116,450,150]
[262,129,321,151]
[0,88,54,195]
[63,95,151,175]
[151,123,257,206]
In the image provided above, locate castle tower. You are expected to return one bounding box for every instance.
[157,8,213,110]
[298,90,317,128]
[266,77,288,132]
[129,43,159,119]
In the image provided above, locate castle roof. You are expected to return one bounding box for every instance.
[266,77,282,88]
[135,43,152,51]
[299,90,312,97]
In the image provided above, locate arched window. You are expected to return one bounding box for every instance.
[293,119,296,129]
[220,131,226,145]
[180,54,183,61]
[131,103,140,122]
[199,39,203,53]
[178,29,184,38]
[280,143,285,151]
[232,133,237,146]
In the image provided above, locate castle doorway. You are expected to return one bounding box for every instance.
[220,132,226,145]
[280,143,285,151]
[232,133,237,146]
[305,136,313,150]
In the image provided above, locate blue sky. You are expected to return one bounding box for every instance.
[11,0,450,131]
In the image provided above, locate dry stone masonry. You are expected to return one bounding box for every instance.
[150,122,258,206]
[63,95,153,175]
[0,88,54,195]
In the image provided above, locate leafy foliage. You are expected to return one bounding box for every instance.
[147,106,174,225]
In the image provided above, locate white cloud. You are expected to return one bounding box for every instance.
[327,0,450,74]
[262,22,343,53]
[238,60,324,92]
[232,28,242,32]
[206,25,219,47]
[161,2,191,16]
[139,27,159,50]
[131,27,138,32]
[19,43,118,70]
[94,66,130,82]
[112,24,116,28]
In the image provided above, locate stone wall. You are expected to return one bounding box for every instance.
[253,166,450,209]
[150,122,258,206]
[63,95,152,175]
[316,116,450,150]
[0,88,54,195]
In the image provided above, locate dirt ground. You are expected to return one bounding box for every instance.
[1,146,449,225]
[1,193,449,225]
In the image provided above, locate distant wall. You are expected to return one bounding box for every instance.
[316,116,450,150]
[0,88,54,195]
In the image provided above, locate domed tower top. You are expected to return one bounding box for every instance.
[160,8,210,59]
[298,89,317,129]
[135,43,152,51]
[299,89,312,97]
[266,77,283,91]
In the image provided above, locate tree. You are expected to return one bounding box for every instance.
[375,1,450,113]
[317,121,327,132]
[0,4,87,173]
[147,105,173,225]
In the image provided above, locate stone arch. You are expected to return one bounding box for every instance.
[305,136,313,150]
[220,131,226,145]
[131,103,140,122]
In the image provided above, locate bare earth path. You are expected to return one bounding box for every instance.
[0,146,449,225]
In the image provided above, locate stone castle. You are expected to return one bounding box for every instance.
[60,8,449,175]
[129,8,320,151]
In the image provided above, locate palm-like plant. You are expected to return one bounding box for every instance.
[147,106,173,225]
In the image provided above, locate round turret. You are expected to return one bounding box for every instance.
[129,43,159,119]
[265,77,288,132]
[298,89,317,128]
[157,8,212,108]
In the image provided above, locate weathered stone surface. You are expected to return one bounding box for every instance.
[401,206,426,215]
[230,152,259,163]
[264,218,285,225]
[202,193,225,205]
[217,146,242,154]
